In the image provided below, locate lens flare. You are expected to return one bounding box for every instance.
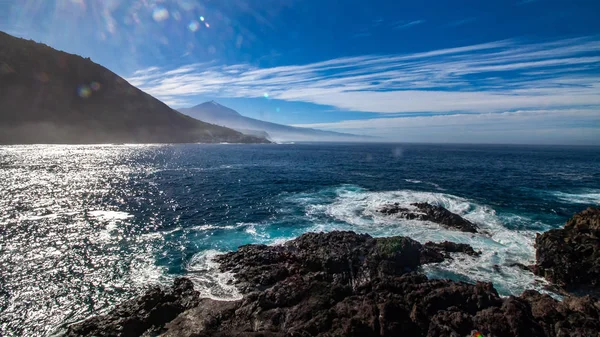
[152,7,170,22]
[200,16,205,22]
[77,85,92,98]
[264,93,269,98]
[90,82,101,91]
[188,21,200,32]
[205,22,210,28]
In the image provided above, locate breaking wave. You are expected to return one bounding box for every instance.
[279,185,553,296]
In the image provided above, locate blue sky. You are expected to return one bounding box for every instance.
[1,0,600,144]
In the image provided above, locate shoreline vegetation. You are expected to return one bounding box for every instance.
[65,207,600,337]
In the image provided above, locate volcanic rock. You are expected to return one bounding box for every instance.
[64,278,200,337]
[66,231,600,337]
[424,241,482,258]
[379,202,479,233]
[534,207,600,291]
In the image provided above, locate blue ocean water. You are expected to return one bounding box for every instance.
[1,143,599,336]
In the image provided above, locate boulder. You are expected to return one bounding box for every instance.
[534,207,600,290]
[379,202,478,233]
[64,278,200,337]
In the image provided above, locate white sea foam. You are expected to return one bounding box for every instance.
[129,258,170,288]
[290,185,552,296]
[186,250,242,301]
[405,179,423,184]
[549,190,600,205]
[404,179,444,190]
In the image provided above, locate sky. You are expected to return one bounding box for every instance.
[1,0,600,144]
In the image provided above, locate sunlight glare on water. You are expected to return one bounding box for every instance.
[0,145,173,336]
[1,143,598,336]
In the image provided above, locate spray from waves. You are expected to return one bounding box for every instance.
[177,184,556,298]
[404,179,445,190]
[185,250,242,301]
[282,184,553,297]
[548,190,600,205]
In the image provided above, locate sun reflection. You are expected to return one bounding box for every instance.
[172,11,182,21]
[90,81,101,91]
[188,21,200,32]
[77,85,92,98]
[152,7,170,22]
[0,145,173,336]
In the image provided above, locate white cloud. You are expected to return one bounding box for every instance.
[392,20,426,30]
[292,109,600,144]
[126,36,600,115]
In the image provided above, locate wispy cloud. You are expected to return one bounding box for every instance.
[391,20,426,30]
[351,32,371,39]
[446,18,477,27]
[127,36,600,115]
[293,108,600,144]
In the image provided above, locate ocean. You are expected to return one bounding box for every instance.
[1,143,599,336]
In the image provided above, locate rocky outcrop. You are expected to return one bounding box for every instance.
[64,278,200,337]
[424,241,482,257]
[379,202,478,233]
[535,207,600,291]
[66,231,600,337]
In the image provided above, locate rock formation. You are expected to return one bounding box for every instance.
[379,202,479,233]
[66,230,600,337]
[535,207,600,291]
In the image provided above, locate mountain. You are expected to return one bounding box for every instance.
[179,101,369,143]
[0,31,268,144]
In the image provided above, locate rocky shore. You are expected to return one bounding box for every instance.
[379,202,479,233]
[65,208,600,337]
[534,207,600,293]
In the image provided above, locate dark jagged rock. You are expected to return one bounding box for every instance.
[535,207,600,291]
[0,31,269,144]
[424,241,482,257]
[64,278,200,337]
[67,231,600,337]
[379,202,478,233]
[520,291,600,337]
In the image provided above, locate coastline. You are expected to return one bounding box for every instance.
[64,208,600,337]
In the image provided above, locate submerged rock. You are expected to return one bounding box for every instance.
[379,202,479,233]
[535,207,600,291]
[67,230,600,337]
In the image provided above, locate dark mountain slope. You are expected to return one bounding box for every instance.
[179,101,371,143]
[0,31,267,144]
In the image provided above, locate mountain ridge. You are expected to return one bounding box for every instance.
[179,101,370,143]
[0,31,268,144]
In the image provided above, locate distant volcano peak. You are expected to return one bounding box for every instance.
[191,101,242,117]
[179,101,370,142]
